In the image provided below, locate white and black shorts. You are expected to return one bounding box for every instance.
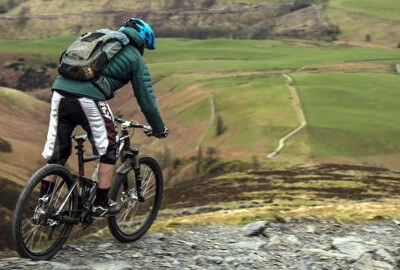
[42,91,118,165]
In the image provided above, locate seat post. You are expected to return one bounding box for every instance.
[75,140,85,176]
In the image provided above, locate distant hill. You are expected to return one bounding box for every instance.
[0,0,339,41]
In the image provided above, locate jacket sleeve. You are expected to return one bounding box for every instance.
[131,54,165,134]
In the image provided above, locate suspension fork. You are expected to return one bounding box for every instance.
[132,147,145,202]
[117,147,145,202]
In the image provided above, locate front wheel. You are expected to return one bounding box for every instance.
[12,164,78,260]
[108,155,163,242]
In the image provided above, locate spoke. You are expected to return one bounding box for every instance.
[23,226,36,242]
[143,186,155,197]
[22,219,32,231]
[143,178,154,194]
[34,226,47,251]
[26,225,40,250]
[142,172,154,193]
[50,180,66,206]
[145,190,156,200]
[122,202,139,227]
[142,167,150,182]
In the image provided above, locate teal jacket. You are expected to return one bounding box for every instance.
[52,27,165,133]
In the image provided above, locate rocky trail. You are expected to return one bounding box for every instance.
[1,218,400,269]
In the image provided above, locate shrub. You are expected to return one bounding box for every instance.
[216,114,227,136]
[291,0,312,11]
[0,138,12,153]
[202,0,216,9]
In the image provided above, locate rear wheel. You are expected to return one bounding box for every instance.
[108,156,163,242]
[12,164,78,260]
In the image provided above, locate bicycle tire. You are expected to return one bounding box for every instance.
[12,164,78,260]
[108,155,163,242]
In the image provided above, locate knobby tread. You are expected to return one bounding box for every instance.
[107,155,163,242]
[12,164,78,260]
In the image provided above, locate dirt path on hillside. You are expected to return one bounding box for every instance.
[268,74,306,158]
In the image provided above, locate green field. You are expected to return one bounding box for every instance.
[293,72,400,158]
[0,37,399,166]
[330,0,400,22]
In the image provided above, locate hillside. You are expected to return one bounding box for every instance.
[327,0,400,47]
[0,0,399,48]
[0,86,49,184]
[0,87,50,251]
[1,38,399,173]
[0,0,338,41]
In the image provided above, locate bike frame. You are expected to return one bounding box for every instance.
[62,118,146,227]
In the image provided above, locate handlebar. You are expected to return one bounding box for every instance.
[114,117,153,136]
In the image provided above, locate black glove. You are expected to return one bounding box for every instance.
[154,127,169,139]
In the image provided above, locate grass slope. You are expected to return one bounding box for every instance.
[293,72,400,161]
[0,87,49,185]
[327,0,400,46]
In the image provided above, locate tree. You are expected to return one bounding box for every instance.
[291,0,312,11]
[17,7,30,28]
[161,145,172,169]
[202,0,216,9]
[172,0,184,9]
[196,146,203,173]
[365,34,371,42]
[215,114,226,136]
[251,155,260,171]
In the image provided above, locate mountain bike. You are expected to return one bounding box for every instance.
[12,117,163,260]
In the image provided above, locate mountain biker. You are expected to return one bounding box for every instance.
[41,18,168,218]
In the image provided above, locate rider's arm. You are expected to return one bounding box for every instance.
[130,54,165,134]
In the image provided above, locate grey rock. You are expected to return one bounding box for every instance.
[207,256,223,264]
[300,261,313,270]
[363,226,392,235]
[150,233,165,240]
[332,236,376,260]
[355,254,374,270]
[375,248,396,263]
[69,245,84,252]
[100,254,114,259]
[306,225,316,234]
[267,236,281,246]
[160,262,173,268]
[303,248,352,259]
[286,235,302,246]
[225,256,237,263]
[91,261,132,270]
[130,252,142,258]
[97,243,113,249]
[39,261,72,270]
[152,249,172,256]
[372,260,394,269]
[229,237,266,250]
[177,240,197,249]
[242,221,267,236]
[171,259,180,265]
[105,249,121,254]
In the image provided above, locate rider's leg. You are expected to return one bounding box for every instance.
[77,100,119,215]
[94,163,115,207]
[41,91,76,196]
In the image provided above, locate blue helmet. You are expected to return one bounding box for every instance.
[123,18,155,50]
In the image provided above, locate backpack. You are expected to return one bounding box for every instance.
[58,29,130,99]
